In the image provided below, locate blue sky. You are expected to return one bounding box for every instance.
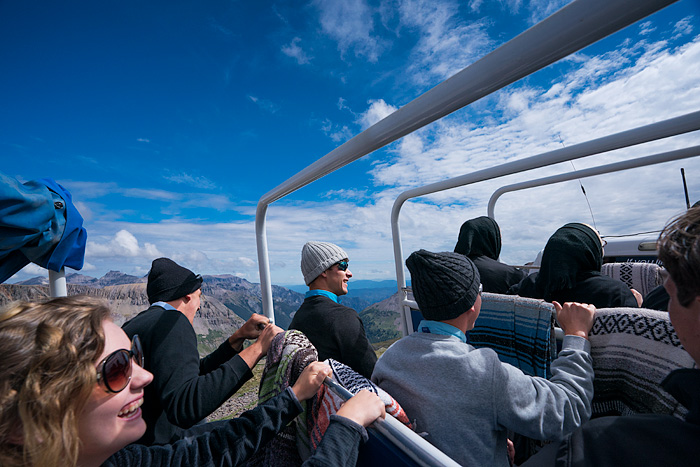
[2,0,699,286]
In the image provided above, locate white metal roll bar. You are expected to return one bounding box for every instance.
[391,113,700,335]
[255,0,680,322]
[323,377,460,466]
[487,145,700,220]
[49,268,68,297]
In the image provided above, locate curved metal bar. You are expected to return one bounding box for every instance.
[487,145,700,220]
[48,268,67,298]
[391,113,700,334]
[256,0,679,318]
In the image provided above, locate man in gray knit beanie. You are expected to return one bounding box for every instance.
[289,241,377,378]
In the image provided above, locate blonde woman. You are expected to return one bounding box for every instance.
[0,296,384,467]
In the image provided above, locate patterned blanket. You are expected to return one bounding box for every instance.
[600,262,663,297]
[307,359,412,453]
[469,292,556,378]
[247,330,317,467]
[590,308,696,419]
[248,331,412,466]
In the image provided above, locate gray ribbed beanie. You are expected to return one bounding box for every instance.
[406,249,480,321]
[301,241,349,285]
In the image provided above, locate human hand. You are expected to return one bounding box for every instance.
[507,439,515,466]
[291,362,332,401]
[240,314,272,339]
[236,323,283,368]
[630,288,643,307]
[336,390,386,427]
[255,323,284,354]
[229,314,273,349]
[553,301,596,339]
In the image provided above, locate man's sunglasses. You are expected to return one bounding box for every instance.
[96,335,144,393]
[336,260,349,271]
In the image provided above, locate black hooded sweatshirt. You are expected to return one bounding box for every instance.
[508,223,637,308]
[454,216,526,294]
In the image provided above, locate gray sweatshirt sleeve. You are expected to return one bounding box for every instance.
[493,335,594,441]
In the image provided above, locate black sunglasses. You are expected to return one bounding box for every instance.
[96,335,144,393]
[336,260,349,271]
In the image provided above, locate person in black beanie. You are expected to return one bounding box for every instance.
[122,257,283,445]
[372,249,597,466]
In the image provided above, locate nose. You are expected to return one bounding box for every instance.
[346,269,352,278]
[132,364,154,389]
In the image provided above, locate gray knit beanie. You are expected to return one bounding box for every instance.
[406,249,481,321]
[147,258,203,304]
[301,241,349,285]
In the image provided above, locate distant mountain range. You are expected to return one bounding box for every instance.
[1,271,404,351]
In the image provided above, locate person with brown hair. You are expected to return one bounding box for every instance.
[0,295,385,467]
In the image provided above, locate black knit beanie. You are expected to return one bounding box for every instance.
[406,249,481,321]
[146,258,203,304]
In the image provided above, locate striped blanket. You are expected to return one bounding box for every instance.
[590,308,696,419]
[247,330,318,467]
[248,331,412,466]
[307,359,412,454]
[469,292,556,378]
[600,262,663,297]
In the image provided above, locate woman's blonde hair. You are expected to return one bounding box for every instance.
[0,295,110,467]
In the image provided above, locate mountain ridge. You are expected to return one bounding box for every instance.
[3,270,404,348]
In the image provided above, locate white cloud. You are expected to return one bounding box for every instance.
[88,230,163,258]
[164,173,217,190]
[319,118,354,142]
[361,33,700,268]
[44,25,699,291]
[672,16,694,40]
[525,0,571,25]
[282,37,312,65]
[321,188,369,200]
[397,0,493,84]
[357,98,398,128]
[238,257,256,267]
[638,20,656,36]
[248,95,280,114]
[313,0,387,62]
[122,188,181,201]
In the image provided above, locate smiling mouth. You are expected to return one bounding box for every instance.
[118,398,144,418]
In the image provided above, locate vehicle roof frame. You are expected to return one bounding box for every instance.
[255,0,682,323]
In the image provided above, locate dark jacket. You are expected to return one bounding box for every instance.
[122,304,252,445]
[508,223,637,308]
[522,369,700,466]
[103,388,367,467]
[454,216,526,294]
[289,295,377,378]
[510,273,639,308]
[642,284,669,311]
